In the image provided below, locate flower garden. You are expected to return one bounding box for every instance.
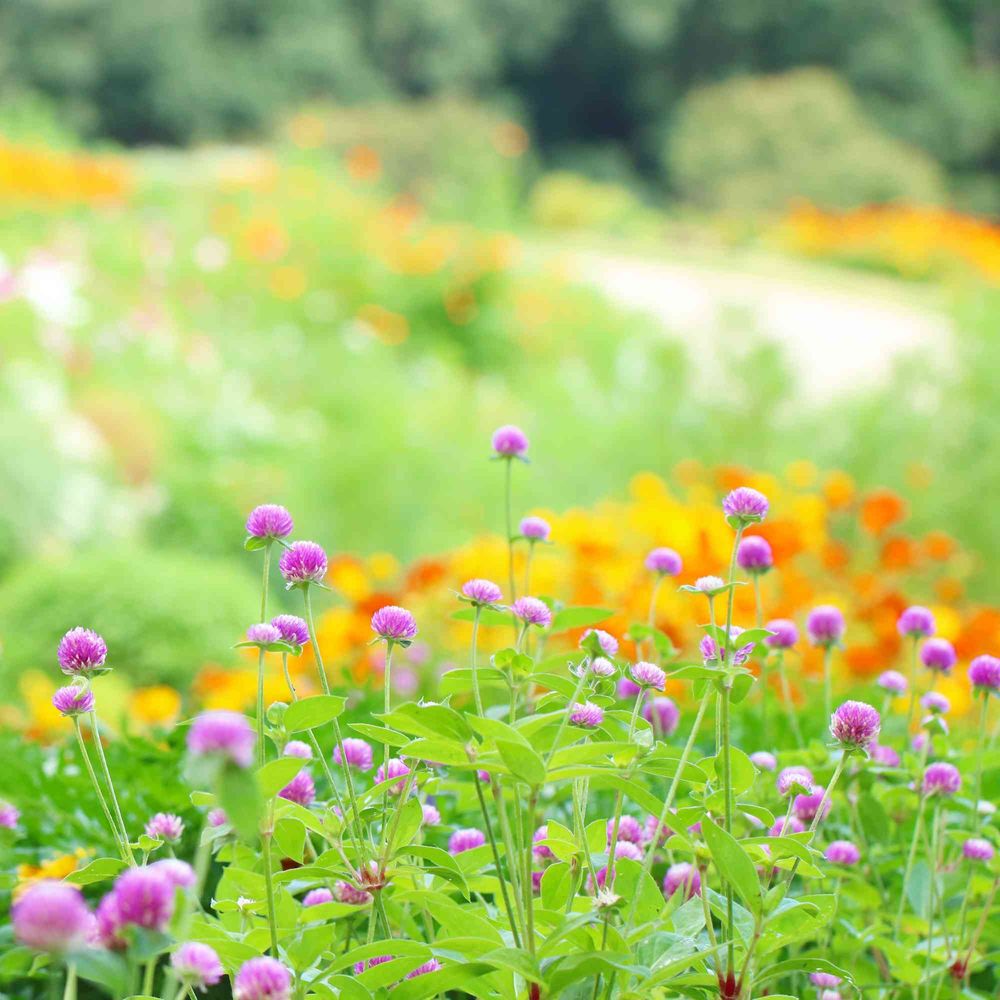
[2,424,997,1000]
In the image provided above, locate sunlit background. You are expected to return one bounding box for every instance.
[1,0,998,736]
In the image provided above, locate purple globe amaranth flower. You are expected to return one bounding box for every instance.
[871,743,901,767]
[590,656,616,678]
[765,619,798,649]
[371,605,418,643]
[511,596,552,628]
[354,955,394,975]
[644,815,673,847]
[810,973,842,989]
[284,740,312,760]
[520,515,551,541]
[694,575,726,595]
[334,737,373,771]
[631,660,666,690]
[188,710,256,768]
[793,786,830,823]
[461,578,503,605]
[12,881,91,952]
[920,637,956,674]
[406,959,442,979]
[376,758,411,794]
[0,800,19,829]
[663,862,701,899]
[279,541,328,587]
[207,808,228,827]
[234,956,292,1000]
[172,942,224,989]
[777,766,814,797]
[750,751,777,771]
[335,881,370,905]
[150,859,196,889]
[877,669,908,695]
[113,867,175,931]
[302,888,333,907]
[737,535,773,573]
[570,702,604,728]
[645,546,682,576]
[969,655,1000,692]
[245,504,294,541]
[246,622,282,645]
[583,628,619,657]
[421,802,441,826]
[52,684,95,717]
[644,696,680,737]
[279,769,316,807]
[609,815,644,846]
[491,424,528,458]
[923,762,961,797]
[701,627,754,667]
[613,841,643,862]
[921,691,950,715]
[448,827,486,854]
[57,627,107,676]
[770,816,806,836]
[963,837,995,862]
[533,825,553,859]
[145,812,184,842]
[807,605,846,647]
[476,769,492,785]
[830,700,880,751]
[617,676,641,699]
[723,486,769,524]
[898,605,936,639]
[270,614,309,647]
[824,840,861,866]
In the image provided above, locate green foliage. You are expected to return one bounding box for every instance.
[529,171,643,233]
[668,69,947,212]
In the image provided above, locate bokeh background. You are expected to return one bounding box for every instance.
[1,0,999,735]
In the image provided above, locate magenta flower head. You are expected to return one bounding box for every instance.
[113,866,175,931]
[371,605,418,643]
[830,700,881,752]
[279,541,328,587]
[750,751,777,771]
[448,827,486,855]
[694,575,726,596]
[898,605,935,639]
[777,766,814,797]
[57,627,107,676]
[923,762,961,797]
[871,743,900,767]
[461,578,503,606]
[810,973,842,989]
[406,958,442,979]
[421,802,441,826]
[335,881,371,905]
[631,661,666,690]
[969,655,1000,692]
[963,837,995,862]
[590,656,616,678]
[570,702,604,728]
[722,486,769,525]
[583,629,619,657]
[0,800,19,829]
[920,637,956,674]
[354,955,394,976]
[737,535,773,574]
[145,812,184,842]
[270,615,309,648]
[187,710,255,768]
[770,816,805,836]
[246,622,282,646]
[511,596,552,628]
[150,859,196,889]
[644,696,680,737]
[807,605,846,647]
[824,840,861,866]
[617,677,641,699]
[51,684,95,717]
[663,862,701,899]
[793,786,829,823]
[921,691,950,715]
[491,424,529,458]
[609,815,644,845]
[208,808,228,827]
[613,841,643,862]
[645,546,682,576]
[334,737,373,771]
[877,669,908,695]
[12,881,91,952]
[376,758,411,794]
[520,515,551,541]
[533,825,553,859]
[172,942,224,990]
[246,504,294,541]
[279,769,316,807]
[765,619,798,649]
[302,888,333,907]
[284,740,312,760]
[234,956,292,1000]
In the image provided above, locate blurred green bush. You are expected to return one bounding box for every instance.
[529,171,643,233]
[668,69,947,213]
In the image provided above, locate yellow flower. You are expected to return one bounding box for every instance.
[130,686,182,727]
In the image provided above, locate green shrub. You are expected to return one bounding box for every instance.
[529,171,643,232]
[667,68,946,212]
[0,549,258,689]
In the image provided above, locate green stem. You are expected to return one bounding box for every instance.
[545,668,590,771]
[261,828,280,955]
[504,457,516,605]
[823,646,833,728]
[62,964,77,1000]
[894,792,928,939]
[972,692,990,830]
[905,637,919,733]
[646,574,665,662]
[88,711,134,864]
[473,773,522,948]
[470,606,484,717]
[72,718,127,862]
[775,651,803,748]
[491,779,526,937]
[523,789,538,955]
[141,959,155,997]
[256,542,273,769]
[783,752,850,887]
[752,574,768,739]
[524,540,535,596]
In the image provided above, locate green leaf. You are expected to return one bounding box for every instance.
[451,607,512,627]
[273,817,306,863]
[255,757,304,799]
[398,737,470,766]
[613,859,664,924]
[482,947,543,983]
[284,694,346,732]
[244,535,268,551]
[396,845,470,898]
[540,862,573,910]
[349,723,409,747]
[64,856,127,886]
[754,957,852,989]
[495,739,546,785]
[550,606,614,633]
[379,702,472,742]
[702,818,762,916]
[219,764,261,842]
[69,949,128,997]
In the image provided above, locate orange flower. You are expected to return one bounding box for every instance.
[860,489,908,535]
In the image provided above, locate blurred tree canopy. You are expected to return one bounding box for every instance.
[0,0,997,207]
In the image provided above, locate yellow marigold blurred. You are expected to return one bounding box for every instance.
[130,686,182,727]
[346,145,382,182]
[268,265,307,301]
[355,304,409,345]
[16,849,92,896]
